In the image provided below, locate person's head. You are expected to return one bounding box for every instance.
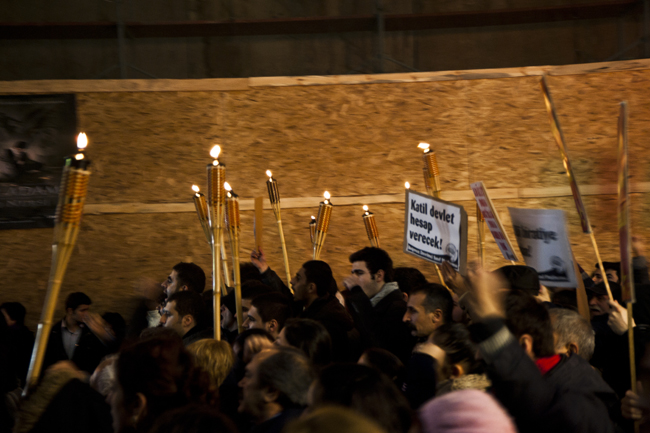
[311,363,412,433]
[110,333,211,433]
[587,281,622,318]
[292,260,336,305]
[358,348,405,383]
[349,247,394,298]
[549,308,595,361]
[497,265,540,296]
[162,262,206,298]
[187,339,234,389]
[149,404,237,433]
[403,283,453,338]
[419,389,517,433]
[504,290,555,360]
[162,291,206,337]
[241,280,275,315]
[238,347,314,423]
[0,302,26,327]
[244,293,292,339]
[432,323,482,381]
[240,262,264,284]
[393,267,427,299]
[233,328,275,364]
[284,406,388,433]
[592,262,620,284]
[221,291,237,331]
[276,318,332,369]
[65,292,91,325]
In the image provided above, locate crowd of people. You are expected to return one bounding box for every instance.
[3,241,650,433]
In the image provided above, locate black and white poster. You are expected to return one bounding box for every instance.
[403,189,468,274]
[508,207,577,288]
[0,94,77,229]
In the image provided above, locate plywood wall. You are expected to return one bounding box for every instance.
[2,60,650,328]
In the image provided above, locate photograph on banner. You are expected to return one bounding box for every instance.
[470,181,519,262]
[508,207,577,288]
[403,189,468,274]
[0,94,77,229]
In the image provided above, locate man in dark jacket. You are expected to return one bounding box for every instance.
[466,269,619,433]
[161,291,213,346]
[343,247,416,364]
[1,302,34,386]
[43,292,111,375]
[291,260,354,362]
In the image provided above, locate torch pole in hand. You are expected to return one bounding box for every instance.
[207,158,225,340]
[266,173,292,292]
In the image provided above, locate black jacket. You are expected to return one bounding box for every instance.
[471,320,616,433]
[345,285,416,364]
[43,320,111,375]
[299,294,355,362]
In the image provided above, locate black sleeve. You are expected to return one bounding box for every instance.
[403,352,438,409]
[260,267,293,300]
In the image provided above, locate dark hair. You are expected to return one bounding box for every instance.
[256,347,315,410]
[393,267,427,296]
[302,260,337,297]
[168,291,207,328]
[411,283,453,324]
[312,364,412,433]
[172,262,206,294]
[149,404,237,433]
[282,318,332,368]
[65,292,91,311]
[432,323,482,377]
[504,290,555,358]
[551,290,577,311]
[240,262,263,284]
[349,247,394,283]
[102,312,126,344]
[241,280,275,300]
[360,348,405,382]
[116,334,212,433]
[0,302,26,326]
[251,293,292,330]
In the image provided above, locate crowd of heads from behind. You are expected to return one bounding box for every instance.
[3,241,650,433]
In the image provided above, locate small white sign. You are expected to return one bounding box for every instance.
[471,181,519,262]
[404,189,467,273]
[508,207,577,288]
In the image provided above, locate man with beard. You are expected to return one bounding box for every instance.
[290,260,354,362]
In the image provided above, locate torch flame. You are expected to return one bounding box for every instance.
[324,191,331,200]
[311,215,316,220]
[75,153,84,160]
[363,205,369,212]
[192,185,200,193]
[210,145,221,159]
[405,182,410,189]
[418,142,430,151]
[77,133,88,150]
[224,182,232,191]
[266,170,273,178]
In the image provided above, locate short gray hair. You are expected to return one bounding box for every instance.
[549,308,595,361]
[257,347,315,408]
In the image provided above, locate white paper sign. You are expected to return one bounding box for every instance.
[508,207,577,288]
[404,189,467,273]
[471,181,519,262]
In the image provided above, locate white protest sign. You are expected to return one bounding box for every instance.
[508,207,577,288]
[471,181,519,262]
[404,189,468,273]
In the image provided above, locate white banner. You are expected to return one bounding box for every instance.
[508,207,577,288]
[404,189,467,273]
